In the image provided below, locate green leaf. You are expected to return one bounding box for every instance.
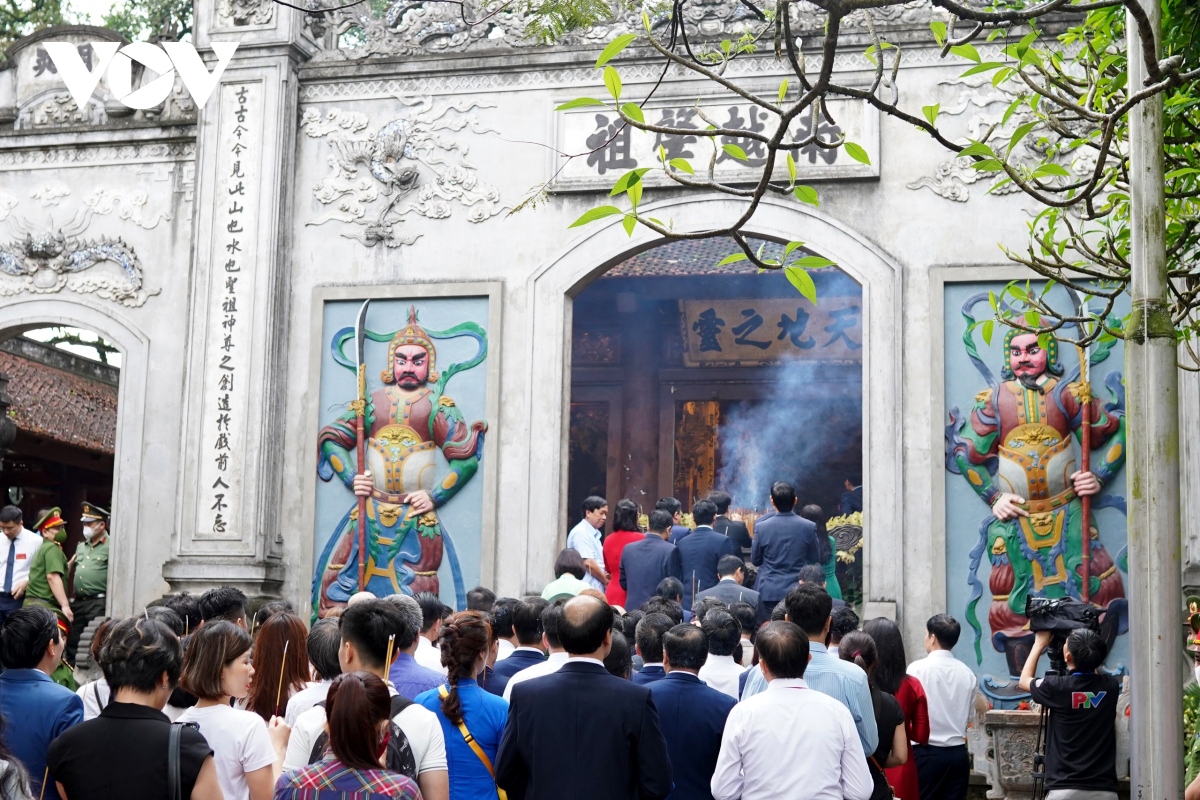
[668,158,694,175]
[1007,121,1038,158]
[555,97,607,111]
[793,185,819,206]
[622,214,637,236]
[722,143,748,161]
[988,291,998,311]
[843,142,871,165]
[930,20,946,47]
[783,241,804,258]
[596,33,637,68]
[982,319,994,346]
[620,102,644,124]
[627,180,642,208]
[642,11,650,31]
[787,152,797,185]
[1167,167,1200,180]
[992,67,1014,87]
[569,205,623,227]
[922,103,940,126]
[717,253,749,266]
[777,79,788,104]
[603,66,622,100]
[785,266,817,304]
[1001,97,1024,127]
[609,168,650,195]
[973,159,1005,172]
[1025,310,1040,327]
[959,61,1006,77]
[794,255,835,268]
[1032,163,1071,179]
[958,142,995,159]
[950,43,981,63]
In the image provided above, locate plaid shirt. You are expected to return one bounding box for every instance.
[275,758,422,800]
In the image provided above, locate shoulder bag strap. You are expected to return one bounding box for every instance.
[437,686,507,800]
[168,722,183,800]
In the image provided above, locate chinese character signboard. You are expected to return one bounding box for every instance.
[680,299,863,366]
[553,96,878,192]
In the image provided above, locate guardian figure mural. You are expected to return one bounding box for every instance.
[314,305,488,618]
[946,293,1128,689]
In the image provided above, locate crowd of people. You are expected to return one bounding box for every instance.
[0,481,1125,800]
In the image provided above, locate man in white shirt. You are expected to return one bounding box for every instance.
[712,621,873,800]
[413,591,449,675]
[906,613,978,800]
[565,496,609,591]
[503,603,569,701]
[284,617,341,726]
[284,599,449,800]
[0,506,41,625]
[697,609,745,699]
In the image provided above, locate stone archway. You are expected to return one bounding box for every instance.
[0,296,150,617]
[515,194,902,619]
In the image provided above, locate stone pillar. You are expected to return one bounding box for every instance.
[162,0,315,598]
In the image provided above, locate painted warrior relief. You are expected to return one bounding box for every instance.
[313,299,489,618]
[943,285,1129,693]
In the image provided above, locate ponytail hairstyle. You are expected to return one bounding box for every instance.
[324,671,392,771]
[438,611,492,725]
[837,630,878,686]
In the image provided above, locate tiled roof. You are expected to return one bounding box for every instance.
[606,237,779,277]
[0,350,117,454]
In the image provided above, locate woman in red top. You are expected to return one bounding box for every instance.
[603,500,645,607]
[866,617,930,800]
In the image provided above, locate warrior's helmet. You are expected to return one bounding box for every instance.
[382,306,439,384]
[999,328,1065,382]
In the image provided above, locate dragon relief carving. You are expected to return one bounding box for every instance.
[906,77,1085,203]
[306,0,932,60]
[300,99,504,248]
[0,184,166,307]
[221,0,276,26]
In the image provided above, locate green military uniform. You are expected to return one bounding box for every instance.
[66,502,110,664]
[24,537,68,621]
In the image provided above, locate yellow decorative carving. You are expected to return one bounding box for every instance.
[349,507,359,521]
[1067,381,1092,404]
[991,594,1010,602]
[1099,565,1116,580]
[968,471,983,487]
[438,396,456,408]
[419,511,439,527]
[992,537,1007,555]
[348,399,366,415]
[376,503,402,527]
[330,455,344,473]
[975,389,994,404]
[441,472,458,490]
[1107,443,1122,463]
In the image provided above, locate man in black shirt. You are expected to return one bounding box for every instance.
[47,616,220,800]
[1019,628,1120,800]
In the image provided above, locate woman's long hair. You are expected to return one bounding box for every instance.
[0,714,30,795]
[325,672,392,771]
[799,504,832,566]
[246,613,310,721]
[611,499,641,533]
[863,617,908,695]
[438,611,492,725]
[838,630,878,686]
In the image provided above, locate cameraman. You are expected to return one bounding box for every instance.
[1018,628,1119,800]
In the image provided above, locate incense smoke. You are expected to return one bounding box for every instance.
[714,358,862,513]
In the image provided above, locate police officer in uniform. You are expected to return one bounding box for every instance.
[66,502,109,664]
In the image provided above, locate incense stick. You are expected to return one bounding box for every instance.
[274,640,289,716]
[185,615,189,636]
[38,766,48,800]
[384,634,396,672]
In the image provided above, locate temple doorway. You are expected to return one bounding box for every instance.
[567,237,866,605]
[0,326,118,557]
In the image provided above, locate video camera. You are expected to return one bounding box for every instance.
[1025,597,1101,675]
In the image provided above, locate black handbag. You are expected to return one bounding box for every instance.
[168,722,200,800]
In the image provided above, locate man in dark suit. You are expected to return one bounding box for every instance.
[656,497,691,545]
[708,491,752,560]
[695,555,763,619]
[677,500,736,611]
[750,482,821,623]
[631,613,673,686]
[488,596,549,697]
[496,595,673,800]
[798,564,847,608]
[619,510,683,611]
[648,623,736,800]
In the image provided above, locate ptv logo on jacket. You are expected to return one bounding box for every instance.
[1071,691,1107,709]
[41,42,238,111]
